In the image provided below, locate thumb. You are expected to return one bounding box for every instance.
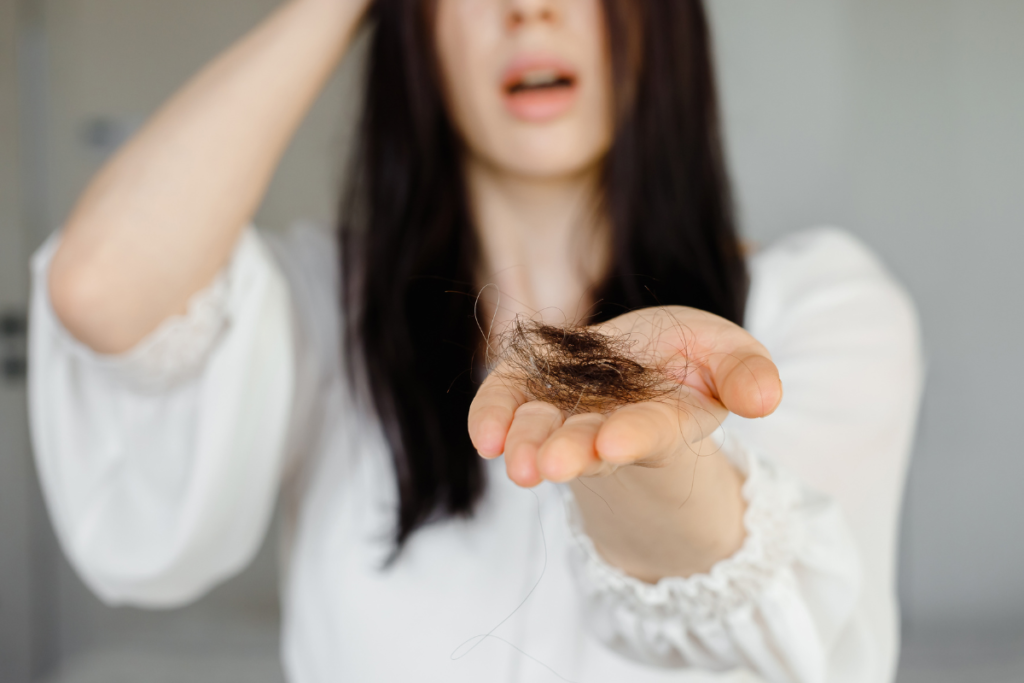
[715,352,783,419]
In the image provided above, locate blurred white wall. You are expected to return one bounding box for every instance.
[3,0,1023,680]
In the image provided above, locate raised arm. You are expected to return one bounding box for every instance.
[48,0,369,354]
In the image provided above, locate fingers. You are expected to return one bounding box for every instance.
[504,396,724,487]
[514,403,698,486]
[536,397,722,484]
[593,402,678,465]
[536,412,608,483]
[467,371,529,458]
[593,399,723,466]
[712,351,783,419]
[504,402,565,487]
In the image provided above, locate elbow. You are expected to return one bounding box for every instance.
[47,247,140,354]
[48,257,108,351]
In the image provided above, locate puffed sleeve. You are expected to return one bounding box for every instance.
[27,226,296,608]
[564,227,923,683]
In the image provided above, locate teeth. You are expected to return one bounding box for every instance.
[520,69,561,88]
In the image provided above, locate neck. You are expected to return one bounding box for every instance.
[467,157,609,330]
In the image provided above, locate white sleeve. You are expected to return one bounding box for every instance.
[27,226,296,608]
[566,437,861,683]
[564,227,923,683]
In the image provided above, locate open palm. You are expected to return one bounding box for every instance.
[468,306,783,487]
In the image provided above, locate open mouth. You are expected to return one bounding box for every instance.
[501,59,580,122]
[506,69,577,96]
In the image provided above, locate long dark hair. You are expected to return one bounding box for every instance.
[341,0,747,551]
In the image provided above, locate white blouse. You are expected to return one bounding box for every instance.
[28,223,923,683]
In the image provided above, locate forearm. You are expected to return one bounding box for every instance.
[569,437,747,583]
[50,0,366,353]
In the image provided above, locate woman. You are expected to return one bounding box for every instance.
[28,0,922,681]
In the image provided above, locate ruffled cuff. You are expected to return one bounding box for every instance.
[565,436,803,623]
[31,229,251,392]
[562,433,858,681]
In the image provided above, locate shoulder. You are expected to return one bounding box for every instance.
[258,220,339,292]
[745,226,921,365]
[257,220,344,378]
[748,226,901,304]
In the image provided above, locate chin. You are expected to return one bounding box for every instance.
[488,132,608,180]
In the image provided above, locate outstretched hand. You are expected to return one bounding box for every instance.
[468,306,783,488]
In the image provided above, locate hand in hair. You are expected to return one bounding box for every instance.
[468,306,782,488]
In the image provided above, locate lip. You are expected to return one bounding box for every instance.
[500,54,580,123]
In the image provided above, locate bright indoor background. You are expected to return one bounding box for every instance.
[1,1,1022,681]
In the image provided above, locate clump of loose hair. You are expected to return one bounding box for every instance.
[493,318,681,414]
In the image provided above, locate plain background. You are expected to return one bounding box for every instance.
[1,0,1022,681]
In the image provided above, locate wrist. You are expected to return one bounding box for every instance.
[570,446,748,582]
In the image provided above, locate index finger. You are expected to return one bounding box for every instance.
[468,367,530,458]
